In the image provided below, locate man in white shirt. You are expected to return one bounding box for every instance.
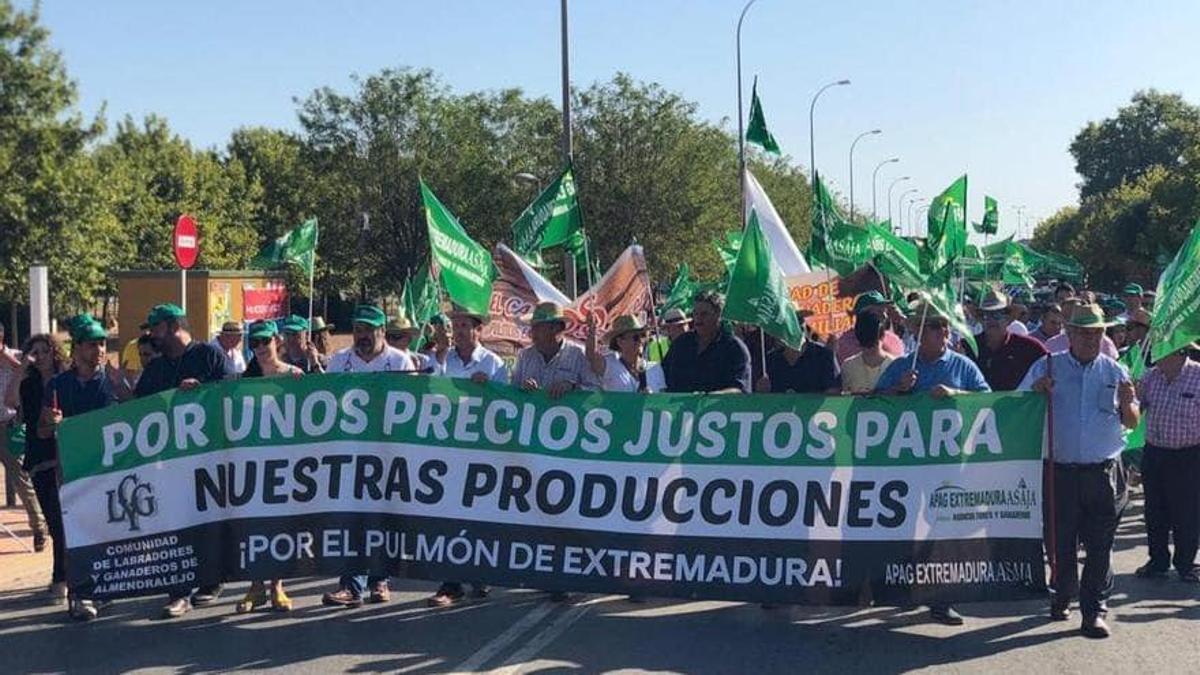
[432,308,507,383]
[321,304,410,609]
[209,322,246,377]
[512,302,598,398]
[426,307,507,608]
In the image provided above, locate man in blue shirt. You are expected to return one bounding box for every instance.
[875,300,990,627]
[1019,303,1139,639]
[41,317,118,621]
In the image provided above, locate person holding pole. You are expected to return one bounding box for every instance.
[1019,303,1139,639]
[874,298,991,627]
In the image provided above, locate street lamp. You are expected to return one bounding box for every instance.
[897,188,918,234]
[871,157,899,222]
[734,0,759,229]
[908,197,927,237]
[848,129,881,223]
[808,79,851,189]
[886,176,911,226]
[1013,205,1026,239]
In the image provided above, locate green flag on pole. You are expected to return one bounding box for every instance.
[421,180,497,316]
[973,195,999,235]
[809,172,875,275]
[745,78,780,155]
[724,210,805,349]
[250,218,318,275]
[510,163,583,255]
[925,175,968,272]
[1150,220,1200,362]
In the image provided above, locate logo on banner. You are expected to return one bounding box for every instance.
[106,474,157,531]
[928,478,1037,524]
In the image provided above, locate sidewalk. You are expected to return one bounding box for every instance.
[0,477,52,593]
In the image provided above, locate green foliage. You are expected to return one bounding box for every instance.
[1037,90,1200,289]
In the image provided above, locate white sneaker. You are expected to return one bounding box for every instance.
[70,599,98,621]
[48,582,68,605]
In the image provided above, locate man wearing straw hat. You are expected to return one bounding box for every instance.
[1019,303,1139,639]
[647,308,689,362]
[874,297,990,627]
[210,321,246,377]
[969,289,1047,392]
[310,316,334,370]
[385,316,427,371]
[512,301,597,399]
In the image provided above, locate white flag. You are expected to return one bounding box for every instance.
[744,170,811,275]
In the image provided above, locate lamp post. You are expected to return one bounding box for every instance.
[848,129,881,223]
[898,188,918,235]
[886,176,911,226]
[1013,205,1026,240]
[871,157,899,222]
[559,0,578,297]
[808,79,851,189]
[735,0,759,230]
[908,197,926,237]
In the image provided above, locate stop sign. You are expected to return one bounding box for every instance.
[173,214,199,269]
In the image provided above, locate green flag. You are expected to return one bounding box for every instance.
[724,211,805,349]
[405,262,441,323]
[916,282,978,356]
[250,218,318,275]
[421,180,496,316]
[925,176,968,273]
[715,230,744,274]
[510,163,583,255]
[1150,220,1200,362]
[972,195,998,235]
[809,171,875,275]
[661,263,699,316]
[745,78,780,155]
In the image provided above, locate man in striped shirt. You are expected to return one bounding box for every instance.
[1135,344,1200,582]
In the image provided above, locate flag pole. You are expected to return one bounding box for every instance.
[308,219,318,330]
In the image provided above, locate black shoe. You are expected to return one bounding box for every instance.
[929,606,964,626]
[191,584,224,606]
[1178,568,1200,583]
[1135,563,1169,579]
[1049,601,1071,621]
[33,531,47,553]
[1080,615,1111,639]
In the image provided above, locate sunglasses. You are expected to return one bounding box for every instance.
[386,333,407,341]
[250,338,272,349]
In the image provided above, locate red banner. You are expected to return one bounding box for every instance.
[242,286,288,321]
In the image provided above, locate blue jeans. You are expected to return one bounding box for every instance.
[339,574,387,596]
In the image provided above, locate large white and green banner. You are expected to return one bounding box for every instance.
[59,376,1047,605]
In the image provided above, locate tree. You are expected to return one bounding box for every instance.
[1071,90,1200,200]
[0,0,105,317]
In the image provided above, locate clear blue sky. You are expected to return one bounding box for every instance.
[32,0,1200,241]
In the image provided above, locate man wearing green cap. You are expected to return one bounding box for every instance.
[39,316,119,621]
[321,304,409,608]
[512,302,597,399]
[1119,283,1145,321]
[835,291,906,366]
[134,303,228,618]
[1020,304,1140,639]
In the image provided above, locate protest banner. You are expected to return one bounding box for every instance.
[786,273,854,337]
[60,376,1046,606]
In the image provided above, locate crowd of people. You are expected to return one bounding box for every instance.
[0,276,1196,640]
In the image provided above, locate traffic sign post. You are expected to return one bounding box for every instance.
[173,215,199,313]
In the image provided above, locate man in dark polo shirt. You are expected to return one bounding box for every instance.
[756,314,840,394]
[134,303,226,618]
[662,290,751,393]
[968,289,1047,391]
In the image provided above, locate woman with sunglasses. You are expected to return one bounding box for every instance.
[587,314,665,393]
[235,321,302,613]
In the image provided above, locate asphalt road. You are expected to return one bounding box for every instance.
[2,494,1199,674]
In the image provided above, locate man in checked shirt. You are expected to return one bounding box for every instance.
[1135,342,1200,583]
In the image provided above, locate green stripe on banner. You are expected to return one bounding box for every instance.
[58,376,1045,481]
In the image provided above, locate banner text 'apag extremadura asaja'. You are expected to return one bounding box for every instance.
[58,375,1047,605]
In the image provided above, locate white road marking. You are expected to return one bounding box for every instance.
[490,595,620,675]
[452,601,557,673]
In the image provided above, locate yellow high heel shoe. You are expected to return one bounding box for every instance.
[270,584,293,612]
[236,582,268,613]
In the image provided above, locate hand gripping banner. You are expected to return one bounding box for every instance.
[58,376,1047,605]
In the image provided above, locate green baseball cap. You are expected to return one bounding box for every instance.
[351,304,387,328]
[1121,283,1144,296]
[247,320,279,340]
[70,318,107,343]
[853,291,893,315]
[280,314,310,334]
[146,303,186,326]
